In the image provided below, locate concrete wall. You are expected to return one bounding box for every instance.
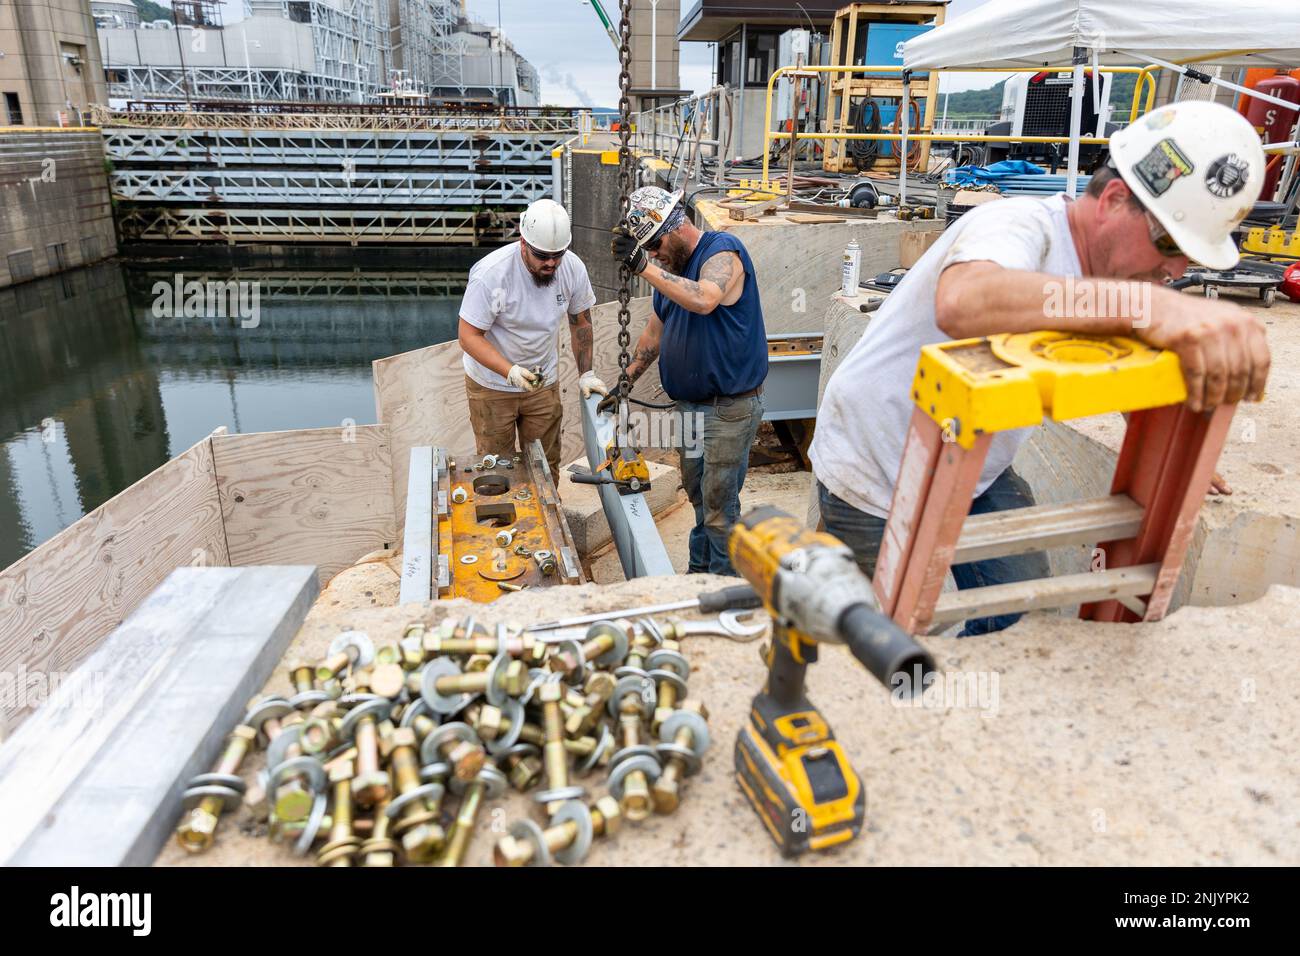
[565,147,625,305]
[1,0,107,127]
[0,129,117,289]
[696,200,942,334]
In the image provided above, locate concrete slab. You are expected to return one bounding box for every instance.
[155,573,1300,867]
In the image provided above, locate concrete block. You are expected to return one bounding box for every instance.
[559,456,682,556]
[0,565,319,866]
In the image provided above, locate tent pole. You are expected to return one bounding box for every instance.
[899,69,911,207]
[1066,48,1085,198]
[1118,51,1300,111]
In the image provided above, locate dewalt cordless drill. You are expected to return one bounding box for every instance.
[729,506,936,856]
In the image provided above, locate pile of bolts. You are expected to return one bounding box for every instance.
[174,614,711,866]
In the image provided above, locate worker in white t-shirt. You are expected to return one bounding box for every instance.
[810,100,1271,635]
[458,198,606,476]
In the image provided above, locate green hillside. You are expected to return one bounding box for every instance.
[942,73,1141,119]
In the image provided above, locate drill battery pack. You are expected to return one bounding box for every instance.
[734,691,865,857]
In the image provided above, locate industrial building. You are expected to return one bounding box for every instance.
[0,0,107,127]
[96,0,540,106]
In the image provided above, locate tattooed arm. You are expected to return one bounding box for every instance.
[625,310,664,385]
[567,308,594,373]
[640,250,743,314]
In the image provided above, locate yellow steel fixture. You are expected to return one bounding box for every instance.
[910,332,1187,449]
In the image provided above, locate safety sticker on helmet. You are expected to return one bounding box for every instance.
[1132,138,1195,198]
[1204,154,1250,199]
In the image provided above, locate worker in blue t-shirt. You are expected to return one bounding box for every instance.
[610,186,768,576]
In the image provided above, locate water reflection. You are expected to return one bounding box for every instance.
[0,259,466,569]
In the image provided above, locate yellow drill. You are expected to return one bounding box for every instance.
[729,506,936,856]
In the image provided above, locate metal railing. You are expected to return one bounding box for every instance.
[632,85,733,186]
[759,63,1161,191]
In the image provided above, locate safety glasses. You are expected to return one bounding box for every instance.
[1144,211,1185,260]
[523,239,568,262]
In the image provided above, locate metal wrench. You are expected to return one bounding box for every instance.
[658,609,769,642]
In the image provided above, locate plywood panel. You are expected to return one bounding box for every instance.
[375,297,664,518]
[0,436,228,734]
[1,565,318,865]
[212,425,395,585]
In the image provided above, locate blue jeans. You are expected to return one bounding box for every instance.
[676,393,765,575]
[817,468,1050,635]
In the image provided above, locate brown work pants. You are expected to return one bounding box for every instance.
[464,374,563,477]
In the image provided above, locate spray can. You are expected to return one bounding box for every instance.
[841,238,861,296]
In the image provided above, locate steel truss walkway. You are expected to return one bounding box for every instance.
[96,105,580,246]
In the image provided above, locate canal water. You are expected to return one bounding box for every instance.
[0,256,474,571]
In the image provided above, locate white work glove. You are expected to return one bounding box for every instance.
[579,371,609,398]
[507,364,542,391]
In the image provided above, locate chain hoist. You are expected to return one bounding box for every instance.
[615,0,634,406]
[590,0,652,497]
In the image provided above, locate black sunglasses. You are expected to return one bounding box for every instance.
[523,240,567,262]
[643,233,665,253]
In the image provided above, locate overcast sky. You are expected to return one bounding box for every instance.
[211,0,1007,105]
[462,1,1006,106]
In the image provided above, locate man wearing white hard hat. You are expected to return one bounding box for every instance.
[458,198,605,476]
[810,100,1271,635]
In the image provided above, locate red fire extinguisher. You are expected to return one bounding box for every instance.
[1245,77,1300,200]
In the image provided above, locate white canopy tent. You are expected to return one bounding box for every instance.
[897,0,1300,199]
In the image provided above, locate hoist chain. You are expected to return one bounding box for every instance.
[615,0,633,404]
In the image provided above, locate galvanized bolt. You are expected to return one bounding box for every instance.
[494,795,621,867]
[652,700,711,813]
[381,727,445,863]
[533,680,585,814]
[317,759,361,867]
[340,699,392,808]
[435,764,507,867]
[357,795,399,867]
[176,724,256,853]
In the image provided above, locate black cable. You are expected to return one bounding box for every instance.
[848,98,880,171]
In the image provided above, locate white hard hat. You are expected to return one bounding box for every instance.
[1107,100,1265,270]
[626,186,684,248]
[520,198,572,254]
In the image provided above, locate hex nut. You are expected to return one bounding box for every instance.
[593,795,622,837]
[494,834,532,867]
[585,671,617,697]
[401,822,445,863]
[475,705,503,741]
[502,660,528,695]
[176,808,219,852]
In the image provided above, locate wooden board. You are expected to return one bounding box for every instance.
[375,297,665,519]
[786,213,848,224]
[0,435,228,735]
[931,563,1161,627]
[211,425,395,586]
[0,565,318,865]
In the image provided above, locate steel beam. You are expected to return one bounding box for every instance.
[763,332,822,421]
[579,395,675,580]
